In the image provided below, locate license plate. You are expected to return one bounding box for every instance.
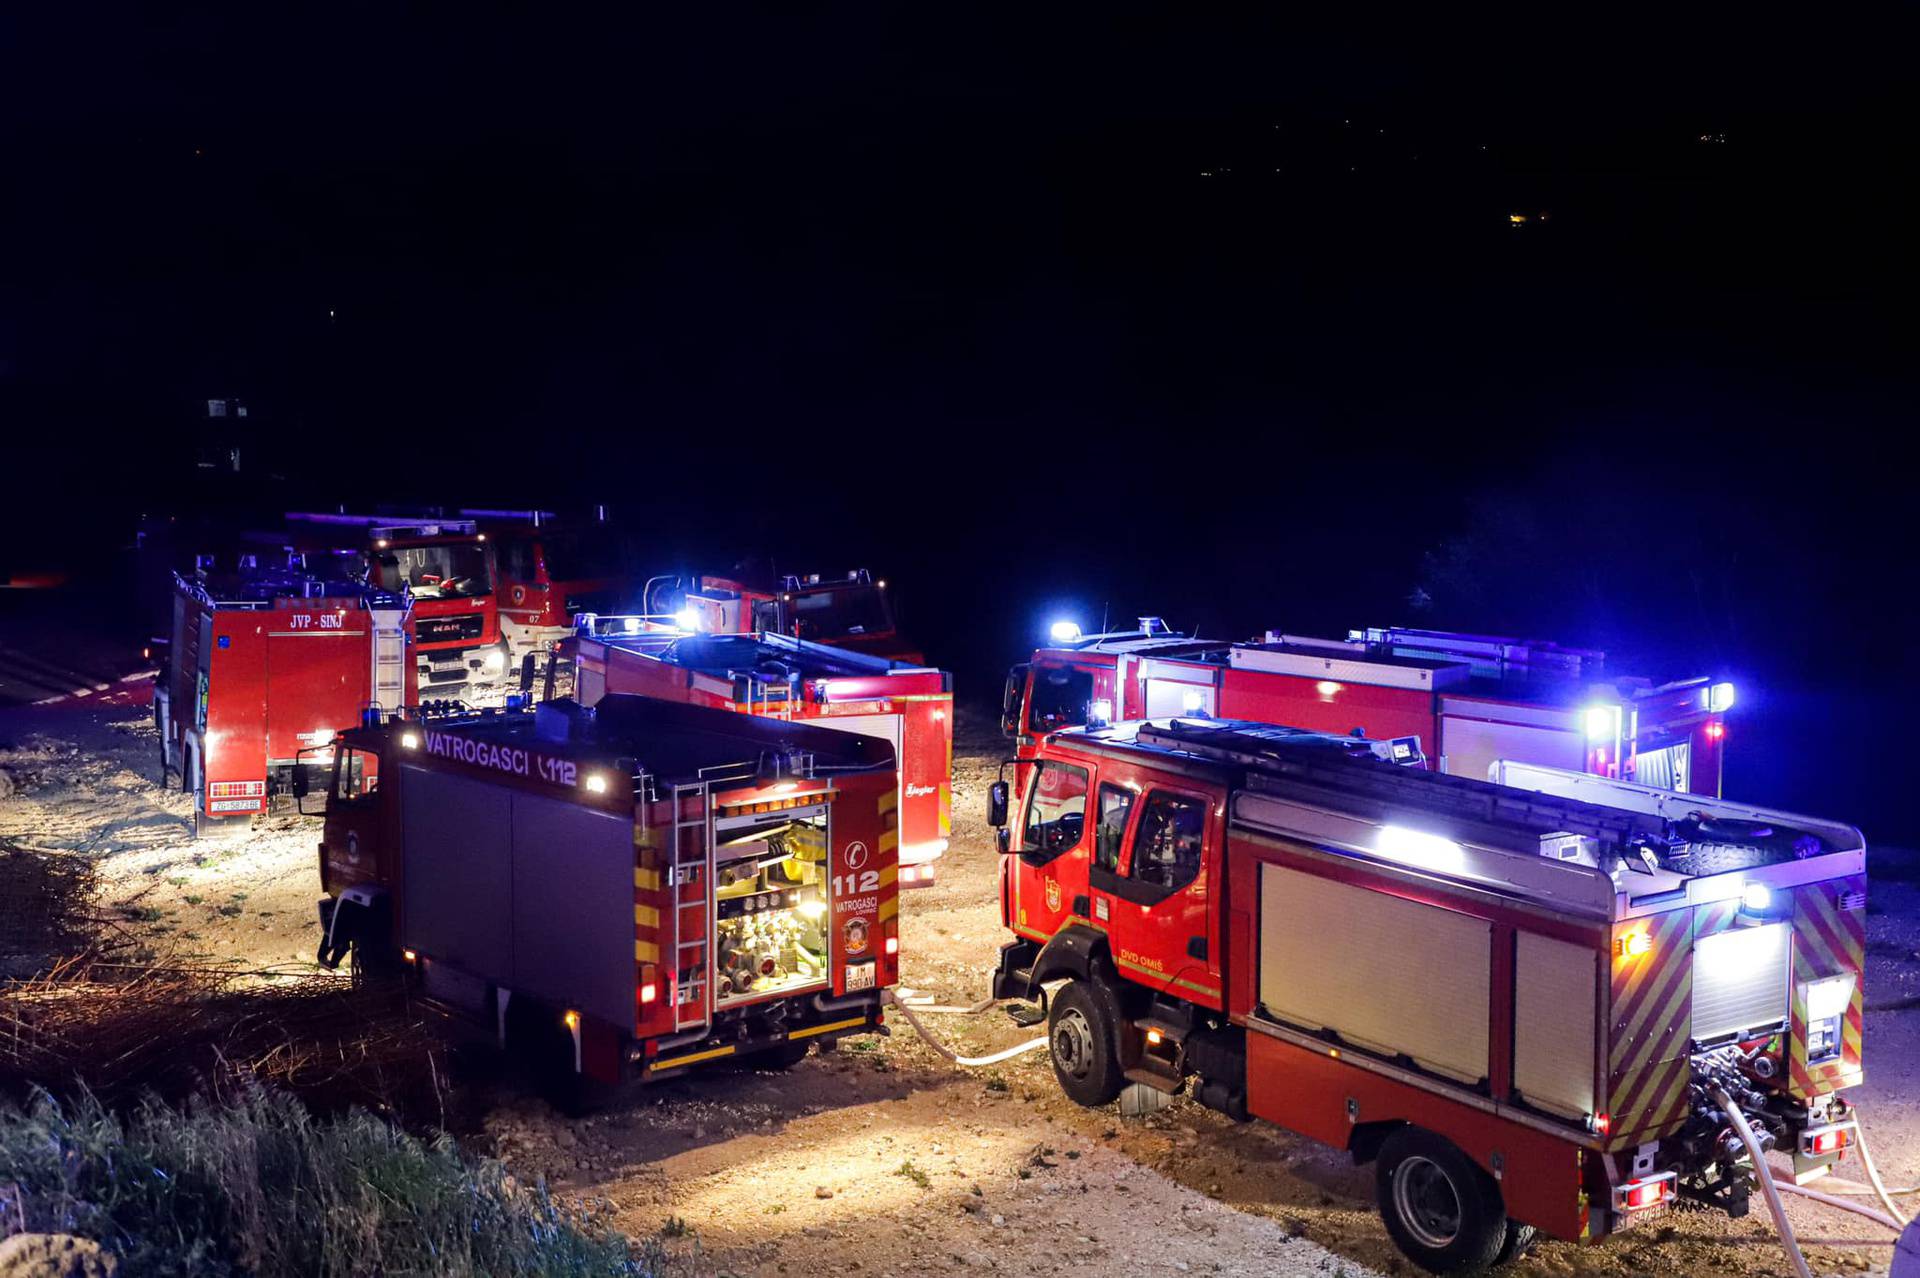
[208,799,260,814]
[430,658,466,672]
[844,961,876,992]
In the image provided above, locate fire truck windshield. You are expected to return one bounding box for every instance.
[789,585,892,640]
[376,544,493,599]
[1029,666,1094,733]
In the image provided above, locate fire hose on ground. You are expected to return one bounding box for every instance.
[1712,1085,1914,1278]
[881,989,1050,1068]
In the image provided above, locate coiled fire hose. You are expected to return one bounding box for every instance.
[882,989,1049,1068]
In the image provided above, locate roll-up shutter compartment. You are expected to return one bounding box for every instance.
[1513,931,1599,1120]
[1693,922,1791,1041]
[1258,862,1490,1085]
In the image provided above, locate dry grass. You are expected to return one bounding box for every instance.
[1,1087,659,1277]
[0,961,449,1118]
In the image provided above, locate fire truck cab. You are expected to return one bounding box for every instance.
[365,525,510,694]
[1006,623,1734,797]
[990,717,1866,1272]
[1001,619,1226,743]
[658,569,920,662]
[470,513,627,671]
[311,696,901,1093]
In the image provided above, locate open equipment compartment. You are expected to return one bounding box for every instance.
[712,803,834,1005]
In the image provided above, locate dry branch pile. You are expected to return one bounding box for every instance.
[0,962,449,1117]
[3,841,448,1119]
[0,839,103,975]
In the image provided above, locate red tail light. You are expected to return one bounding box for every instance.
[1614,1172,1675,1213]
[1802,1125,1852,1157]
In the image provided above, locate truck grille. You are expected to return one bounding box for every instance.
[416,613,485,645]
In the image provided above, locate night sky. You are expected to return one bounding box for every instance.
[2,10,1912,831]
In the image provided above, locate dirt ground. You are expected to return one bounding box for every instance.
[3,698,1916,1277]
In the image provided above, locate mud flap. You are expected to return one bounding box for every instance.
[317,886,389,970]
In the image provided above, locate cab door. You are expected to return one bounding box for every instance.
[1008,757,1094,944]
[1090,781,1223,1011]
[320,744,387,895]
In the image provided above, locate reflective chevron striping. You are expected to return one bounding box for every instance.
[1789,876,1866,1097]
[1607,908,1693,1141]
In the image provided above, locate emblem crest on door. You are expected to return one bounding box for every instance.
[1045,878,1061,912]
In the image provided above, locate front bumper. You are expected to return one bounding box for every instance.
[417,643,508,686]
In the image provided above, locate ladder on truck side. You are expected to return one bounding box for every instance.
[666,782,715,1032]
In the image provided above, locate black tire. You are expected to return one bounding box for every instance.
[1375,1127,1509,1274]
[1047,979,1124,1107]
[1494,1220,1536,1264]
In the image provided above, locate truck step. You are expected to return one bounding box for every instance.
[1005,1000,1045,1028]
[1123,1063,1183,1092]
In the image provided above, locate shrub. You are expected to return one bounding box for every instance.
[0,1088,657,1277]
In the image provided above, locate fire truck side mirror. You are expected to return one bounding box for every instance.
[291,767,310,799]
[987,780,1010,829]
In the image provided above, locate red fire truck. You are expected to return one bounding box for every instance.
[308,696,900,1089]
[570,622,953,885]
[1005,622,1734,796]
[989,717,1867,1272]
[156,567,411,835]
[653,569,921,662]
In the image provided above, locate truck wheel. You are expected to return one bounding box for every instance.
[1494,1220,1536,1264]
[349,940,404,988]
[1047,980,1123,1107]
[1375,1127,1509,1274]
